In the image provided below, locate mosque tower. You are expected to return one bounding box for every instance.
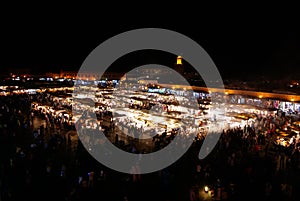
[174,55,184,75]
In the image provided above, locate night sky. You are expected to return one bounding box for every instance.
[1,13,299,80]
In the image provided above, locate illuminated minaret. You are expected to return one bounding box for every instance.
[174,55,184,75]
[177,55,183,65]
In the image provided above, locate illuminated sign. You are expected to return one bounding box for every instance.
[148,88,166,94]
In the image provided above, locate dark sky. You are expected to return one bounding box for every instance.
[1,12,299,80]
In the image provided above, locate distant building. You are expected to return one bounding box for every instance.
[138,79,158,85]
[45,72,60,79]
[59,69,123,80]
[174,56,184,75]
[60,70,77,79]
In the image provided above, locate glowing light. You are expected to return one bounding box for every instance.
[258,95,263,99]
[176,56,182,65]
[291,98,295,102]
[225,92,229,95]
[204,186,209,193]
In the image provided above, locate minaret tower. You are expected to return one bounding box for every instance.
[174,55,184,75]
[174,56,184,75]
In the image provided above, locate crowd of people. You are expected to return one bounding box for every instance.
[1,90,300,201]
